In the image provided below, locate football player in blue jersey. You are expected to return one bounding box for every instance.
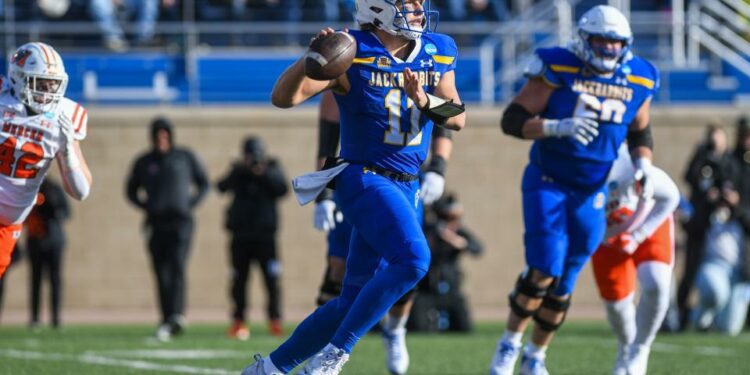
[313,90,454,375]
[489,6,659,375]
[241,0,465,373]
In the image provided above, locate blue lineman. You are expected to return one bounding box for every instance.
[489,6,659,375]
[242,0,466,374]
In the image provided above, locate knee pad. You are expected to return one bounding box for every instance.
[316,267,343,306]
[394,288,417,307]
[508,271,555,318]
[533,295,571,332]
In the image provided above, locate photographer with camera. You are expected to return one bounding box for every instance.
[409,192,483,333]
[677,124,738,330]
[217,136,288,340]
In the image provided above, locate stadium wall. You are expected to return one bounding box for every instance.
[1,105,745,323]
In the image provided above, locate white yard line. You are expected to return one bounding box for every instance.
[89,349,248,360]
[0,349,238,375]
[555,336,741,357]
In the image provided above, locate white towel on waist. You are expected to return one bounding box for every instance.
[291,162,350,205]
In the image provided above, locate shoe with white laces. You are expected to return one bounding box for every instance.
[382,327,409,375]
[298,344,349,375]
[612,344,629,375]
[519,354,549,375]
[241,354,283,375]
[626,344,650,375]
[489,340,521,375]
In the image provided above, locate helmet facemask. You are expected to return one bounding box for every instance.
[20,73,68,114]
[391,0,438,40]
[579,31,631,73]
[571,5,633,74]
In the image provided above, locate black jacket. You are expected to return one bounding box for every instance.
[217,158,288,239]
[682,144,738,234]
[126,147,209,222]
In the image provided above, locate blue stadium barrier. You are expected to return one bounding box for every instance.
[0,52,747,105]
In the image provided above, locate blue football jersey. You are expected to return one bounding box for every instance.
[526,47,659,189]
[334,30,458,176]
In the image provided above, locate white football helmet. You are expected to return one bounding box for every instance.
[7,42,69,114]
[355,0,438,40]
[570,5,632,73]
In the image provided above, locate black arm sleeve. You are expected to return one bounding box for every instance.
[317,119,341,159]
[627,124,654,151]
[501,102,533,139]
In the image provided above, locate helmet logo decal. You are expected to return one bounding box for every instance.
[11,50,32,68]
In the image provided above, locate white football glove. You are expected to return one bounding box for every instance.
[314,199,341,232]
[420,171,445,205]
[57,113,79,168]
[543,117,599,146]
[633,158,655,202]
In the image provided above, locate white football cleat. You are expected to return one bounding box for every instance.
[519,354,549,375]
[612,344,629,375]
[489,339,521,375]
[626,344,650,375]
[382,327,409,375]
[298,344,349,375]
[241,354,283,375]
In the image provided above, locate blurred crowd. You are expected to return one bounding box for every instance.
[1,0,673,52]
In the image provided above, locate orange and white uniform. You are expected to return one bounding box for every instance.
[592,145,679,301]
[0,76,87,277]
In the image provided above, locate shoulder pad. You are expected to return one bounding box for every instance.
[523,54,545,78]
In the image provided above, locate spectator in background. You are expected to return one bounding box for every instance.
[89,0,178,51]
[730,117,750,330]
[678,124,738,331]
[409,193,483,332]
[26,179,70,330]
[217,136,288,340]
[126,117,209,341]
[691,135,748,335]
[437,0,510,21]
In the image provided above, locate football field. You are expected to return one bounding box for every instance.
[0,322,748,374]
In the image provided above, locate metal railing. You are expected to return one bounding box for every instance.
[688,0,750,79]
[4,0,750,104]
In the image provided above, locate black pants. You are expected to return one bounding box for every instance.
[229,236,281,321]
[28,241,63,326]
[148,218,193,324]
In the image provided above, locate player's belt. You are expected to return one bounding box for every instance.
[362,164,419,182]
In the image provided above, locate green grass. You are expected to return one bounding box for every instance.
[0,322,748,374]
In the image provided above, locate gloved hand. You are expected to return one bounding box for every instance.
[314,199,340,232]
[607,228,647,255]
[57,113,79,168]
[58,113,75,149]
[633,158,655,202]
[420,171,445,205]
[543,117,599,145]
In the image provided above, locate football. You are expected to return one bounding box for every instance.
[304,31,357,80]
